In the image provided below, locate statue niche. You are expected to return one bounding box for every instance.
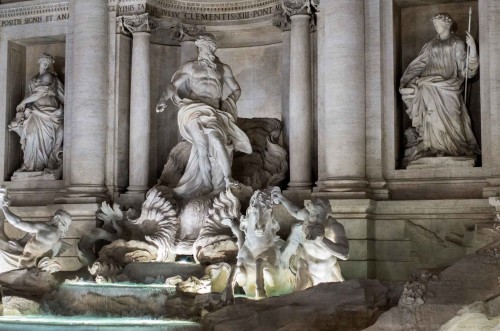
[156,33,252,199]
[157,34,288,195]
[8,53,64,180]
[400,13,480,168]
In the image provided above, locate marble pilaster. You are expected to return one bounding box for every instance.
[315,0,369,198]
[65,0,109,202]
[283,1,316,192]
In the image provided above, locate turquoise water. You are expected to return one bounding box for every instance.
[0,315,202,331]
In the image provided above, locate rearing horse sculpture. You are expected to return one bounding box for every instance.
[222,188,296,299]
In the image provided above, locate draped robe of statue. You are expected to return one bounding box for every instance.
[400,35,480,158]
[16,73,64,173]
[171,65,252,198]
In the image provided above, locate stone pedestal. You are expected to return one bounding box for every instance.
[407,156,476,170]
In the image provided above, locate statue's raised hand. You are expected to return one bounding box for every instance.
[16,103,26,112]
[465,31,476,49]
[156,99,167,113]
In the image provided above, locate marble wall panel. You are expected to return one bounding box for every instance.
[150,44,180,180]
[217,43,282,119]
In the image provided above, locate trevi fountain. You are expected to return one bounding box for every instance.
[0,0,498,330]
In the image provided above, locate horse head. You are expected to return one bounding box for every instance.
[240,190,279,238]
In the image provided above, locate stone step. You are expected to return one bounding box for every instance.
[0,316,202,331]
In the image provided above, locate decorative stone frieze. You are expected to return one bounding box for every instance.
[111,0,281,24]
[272,7,291,31]
[0,2,69,27]
[122,13,159,34]
[170,23,206,42]
[281,0,319,17]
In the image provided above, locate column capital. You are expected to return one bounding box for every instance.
[120,13,160,34]
[170,23,206,43]
[281,0,319,17]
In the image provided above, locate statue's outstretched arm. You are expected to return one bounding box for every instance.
[272,190,309,221]
[1,205,43,234]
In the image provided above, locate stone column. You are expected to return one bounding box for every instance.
[316,0,368,198]
[65,0,109,201]
[282,1,317,193]
[273,8,292,153]
[122,14,159,199]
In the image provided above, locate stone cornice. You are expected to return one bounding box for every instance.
[0,0,69,19]
[0,0,69,27]
[0,0,282,27]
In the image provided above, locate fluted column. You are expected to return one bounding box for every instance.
[66,0,108,200]
[282,1,317,192]
[316,0,368,198]
[123,14,158,196]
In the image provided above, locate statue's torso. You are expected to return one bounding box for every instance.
[188,62,224,109]
[421,36,462,80]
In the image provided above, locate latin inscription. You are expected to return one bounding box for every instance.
[108,3,280,21]
[1,13,69,27]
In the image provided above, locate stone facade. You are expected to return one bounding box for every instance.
[0,0,498,282]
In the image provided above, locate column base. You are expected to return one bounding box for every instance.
[118,185,150,208]
[315,179,371,199]
[55,185,108,204]
[285,181,312,202]
[369,180,391,200]
[483,177,500,198]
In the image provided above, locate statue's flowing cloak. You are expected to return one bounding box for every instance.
[20,73,64,171]
[171,65,252,198]
[400,35,480,155]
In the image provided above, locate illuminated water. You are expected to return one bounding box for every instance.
[0,315,202,331]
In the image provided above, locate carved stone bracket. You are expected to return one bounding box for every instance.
[121,13,160,34]
[272,7,291,31]
[170,23,206,43]
[281,0,319,17]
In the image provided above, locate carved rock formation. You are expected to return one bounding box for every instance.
[159,117,288,191]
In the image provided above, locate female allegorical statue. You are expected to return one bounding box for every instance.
[9,53,64,179]
[400,13,480,166]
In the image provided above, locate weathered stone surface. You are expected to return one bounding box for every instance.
[365,240,500,331]
[203,280,402,331]
[439,298,500,331]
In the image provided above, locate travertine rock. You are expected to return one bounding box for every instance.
[159,117,288,192]
[203,280,401,331]
[365,240,500,331]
